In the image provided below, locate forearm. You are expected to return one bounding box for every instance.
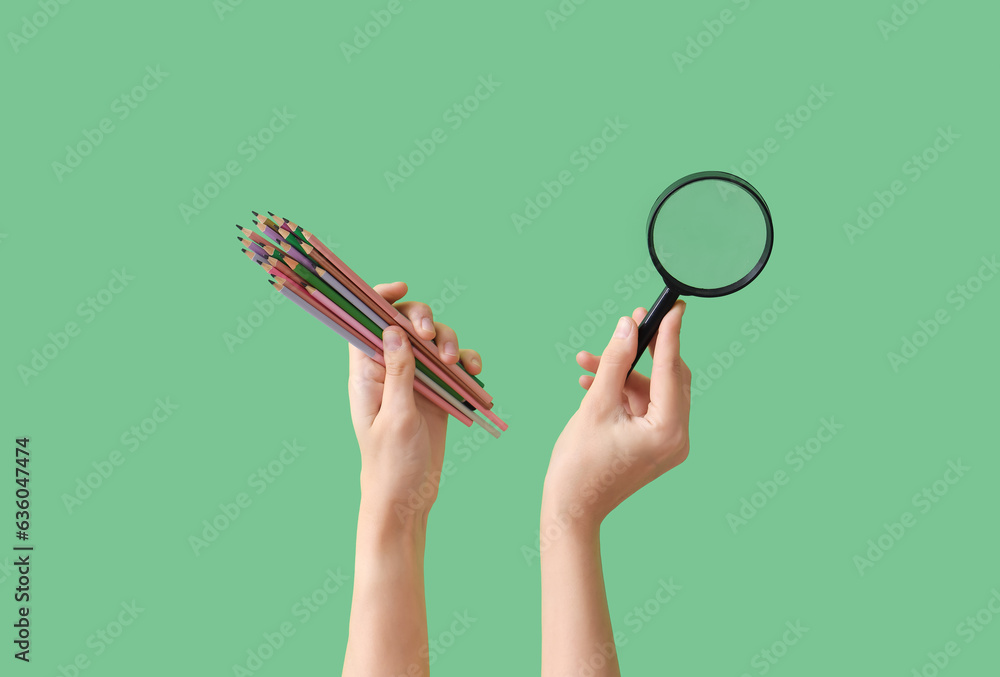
[343,500,430,677]
[540,506,621,677]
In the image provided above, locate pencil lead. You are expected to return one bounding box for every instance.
[252,211,260,217]
[241,248,247,253]
[268,211,275,216]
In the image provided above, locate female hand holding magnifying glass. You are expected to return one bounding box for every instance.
[538,171,773,675]
[539,299,692,677]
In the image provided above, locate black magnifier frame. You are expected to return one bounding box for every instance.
[629,170,774,376]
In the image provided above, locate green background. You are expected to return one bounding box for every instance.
[4,0,998,674]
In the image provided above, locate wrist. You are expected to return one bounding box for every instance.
[359,459,441,517]
[357,495,428,552]
[540,492,603,543]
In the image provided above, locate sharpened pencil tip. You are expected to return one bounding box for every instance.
[268,211,275,216]
[252,211,259,216]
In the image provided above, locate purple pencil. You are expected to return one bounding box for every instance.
[238,237,269,261]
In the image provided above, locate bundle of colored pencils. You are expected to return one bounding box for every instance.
[236,212,507,438]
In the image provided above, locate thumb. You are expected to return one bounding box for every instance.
[585,316,637,411]
[379,327,417,418]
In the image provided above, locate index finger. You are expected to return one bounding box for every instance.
[648,300,688,416]
[373,281,408,304]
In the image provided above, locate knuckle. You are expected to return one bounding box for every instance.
[383,359,410,378]
[581,392,611,417]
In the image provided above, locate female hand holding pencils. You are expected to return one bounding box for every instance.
[342,280,482,677]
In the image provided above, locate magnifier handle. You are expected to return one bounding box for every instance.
[628,286,681,377]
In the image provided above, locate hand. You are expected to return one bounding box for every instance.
[542,302,692,530]
[347,281,482,524]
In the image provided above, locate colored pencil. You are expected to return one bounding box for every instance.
[302,226,496,410]
[236,225,273,249]
[234,211,506,435]
[286,230,502,428]
[239,239,269,260]
[303,285,498,437]
[272,279,476,427]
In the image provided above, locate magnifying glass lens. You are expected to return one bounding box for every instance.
[651,179,769,290]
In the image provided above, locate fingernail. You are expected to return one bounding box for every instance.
[384,329,403,351]
[471,357,481,369]
[614,317,631,338]
[444,341,458,357]
[421,317,434,334]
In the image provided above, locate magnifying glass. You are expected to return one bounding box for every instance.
[628,171,774,376]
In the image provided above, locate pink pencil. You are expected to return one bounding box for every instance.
[275,282,472,426]
[304,286,481,427]
[300,226,495,405]
[268,272,380,355]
